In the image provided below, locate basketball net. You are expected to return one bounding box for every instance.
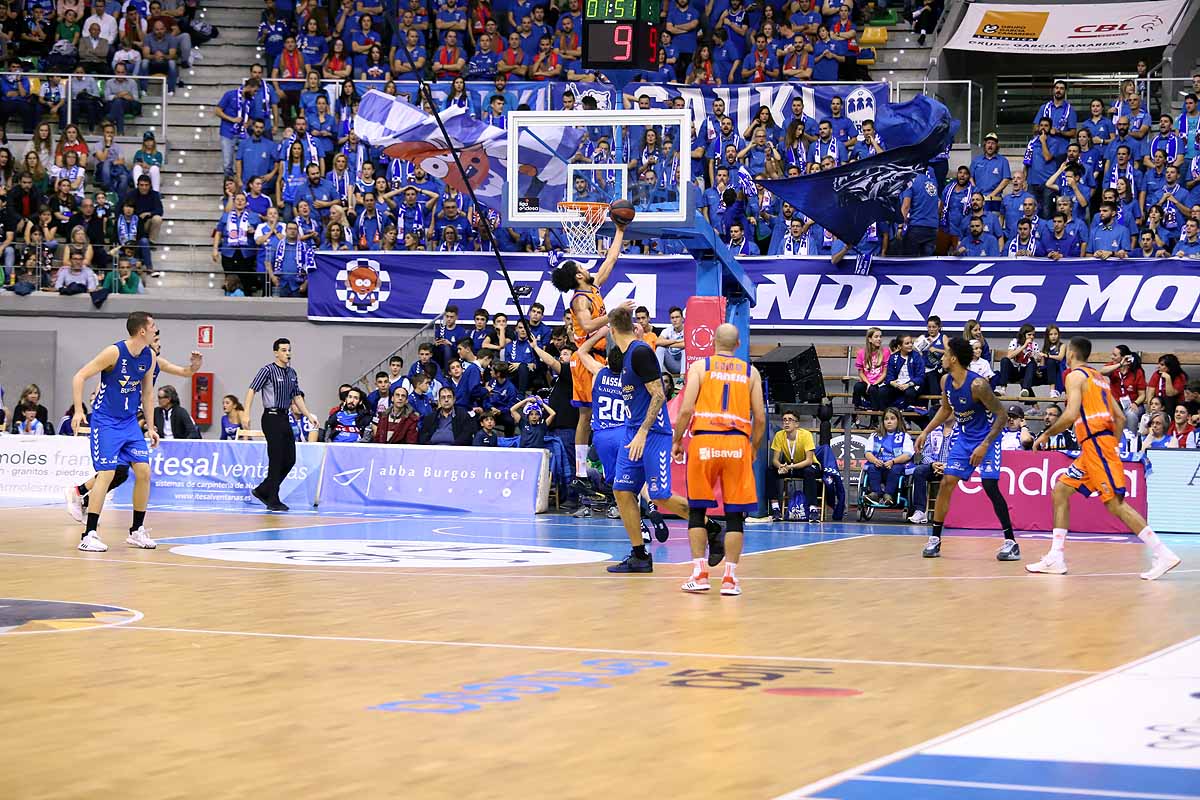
[557,201,608,255]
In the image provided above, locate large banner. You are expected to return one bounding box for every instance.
[375,80,888,141]
[946,451,1147,534]
[1144,449,1200,534]
[310,253,1200,333]
[110,440,325,509]
[0,434,92,501]
[317,443,548,514]
[945,0,1186,54]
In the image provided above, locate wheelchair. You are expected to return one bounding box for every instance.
[855,463,914,522]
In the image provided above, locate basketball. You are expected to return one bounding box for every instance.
[609,199,636,226]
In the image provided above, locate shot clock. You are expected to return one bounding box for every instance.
[582,0,660,70]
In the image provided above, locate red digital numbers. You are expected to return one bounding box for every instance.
[646,24,658,64]
[613,23,633,61]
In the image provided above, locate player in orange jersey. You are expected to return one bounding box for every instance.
[550,224,636,483]
[1027,336,1181,580]
[671,324,766,596]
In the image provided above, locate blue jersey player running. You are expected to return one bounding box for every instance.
[603,306,722,574]
[71,311,160,552]
[915,337,1019,561]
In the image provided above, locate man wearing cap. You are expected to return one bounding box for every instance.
[971,133,1011,215]
[1000,406,1033,450]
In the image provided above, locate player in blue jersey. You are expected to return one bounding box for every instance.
[574,327,667,542]
[603,306,721,574]
[70,312,160,552]
[914,337,1019,561]
[64,333,203,524]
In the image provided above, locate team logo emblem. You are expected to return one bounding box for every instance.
[567,82,611,110]
[844,87,877,135]
[335,257,391,314]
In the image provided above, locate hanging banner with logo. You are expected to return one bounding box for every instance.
[0,435,93,500]
[307,251,697,325]
[945,0,1187,53]
[371,80,887,144]
[109,440,325,509]
[310,253,1200,333]
[317,442,548,514]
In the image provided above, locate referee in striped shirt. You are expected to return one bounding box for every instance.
[244,338,320,511]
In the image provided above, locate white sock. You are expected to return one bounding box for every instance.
[692,557,706,578]
[574,444,588,476]
[1050,528,1067,556]
[1137,526,1169,557]
[723,561,738,579]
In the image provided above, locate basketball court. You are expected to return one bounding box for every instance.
[2,500,1198,799]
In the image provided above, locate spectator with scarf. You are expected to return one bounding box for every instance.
[269,221,315,297]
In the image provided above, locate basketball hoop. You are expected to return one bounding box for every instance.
[557,201,609,255]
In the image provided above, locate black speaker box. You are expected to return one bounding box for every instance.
[758,345,826,404]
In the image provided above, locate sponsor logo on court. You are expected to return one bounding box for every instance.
[0,598,143,635]
[169,539,612,568]
[664,663,863,697]
[370,659,670,714]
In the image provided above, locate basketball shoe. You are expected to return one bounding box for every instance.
[1141,552,1181,581]
[126,526,157,549]
[78,533,108,552]
[681,572,710,592]
[720,575,741,596]
[64,486,85,523]
[1025,554,1067,574]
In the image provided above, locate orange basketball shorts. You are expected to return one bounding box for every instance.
[1058,435,1127,503]
[686,431,758,512]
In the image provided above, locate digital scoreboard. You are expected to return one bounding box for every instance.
[582,0,660,70]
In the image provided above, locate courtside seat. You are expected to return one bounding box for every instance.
[868,8,899,25]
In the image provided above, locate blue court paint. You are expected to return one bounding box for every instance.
[812,778,1191,800]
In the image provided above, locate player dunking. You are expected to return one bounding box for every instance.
[71,312,160,552]
[672,324,766,596]
[550,223,634,485]
[915,337,1020,561]
[604,305,721,574]
[64,333,202,523]
[1027,336,1181,579]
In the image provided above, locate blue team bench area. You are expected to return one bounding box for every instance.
[89,439,554,516]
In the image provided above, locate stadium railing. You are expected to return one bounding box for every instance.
[10,70,170,142]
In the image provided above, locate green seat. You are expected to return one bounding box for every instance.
[869,8,899,25]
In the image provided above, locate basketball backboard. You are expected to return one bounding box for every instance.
[504,108,693,231]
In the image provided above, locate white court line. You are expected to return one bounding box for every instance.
[742,534,875,555]
[777,635,1200,799]
[844,775,1200,800]
[114,624,1101,675]
[0,551,1193,581]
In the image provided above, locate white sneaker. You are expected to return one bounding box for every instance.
[1141,552,1181,581]
[681,573,710,592]
[807,506,821,522]
[720,576,742,596]
[78,533,108,552]
[64,485,85,523]
[1026,554,1067,574]
[908,510,929,524]
[126,526,157,549]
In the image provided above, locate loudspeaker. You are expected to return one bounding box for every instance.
[758,345,826,404]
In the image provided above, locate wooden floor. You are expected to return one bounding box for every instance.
[1,505,1198,800]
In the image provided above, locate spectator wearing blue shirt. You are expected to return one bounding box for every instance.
[501,321,539,393]
[409,343,445,384]
[236,118,280,191]
[432,305,466,369]
[1103,143,1142,200]
[270,223,311,298]
[298,18,326,68]
[258,10,289,66]
[1025,117,1067,217]
[1048,161,1090,219]
[958,193,1004,246]
[1080,99,1115,146]
[955,218,1001,257]
[807,120,846,166]
[1076,130,1105,188]
[1033,81,1077,146]
[1135,229,1171,258]
[355,191,394,249]
[216,79,259,178]
[1174,218,1200,257]
[466,33,499,79]
[1144,149,1169,201]
[483,363,519,426]
[1036,213,1082,259]
[1006,195,1041,244]
[294,163,338,223]
[1001,172,1035,230]
[970,134,1011,213]
[1105,118,1143,169]
[884,335,926,409]
[512,396,554,449]
[665,0,700,80]
[1125,94,1152,142]
[1151,165,1192,231]
[1089,202,1131,259]
[741,32,780,82]
[432,198,473,248]
[446,359,484,411]
[900,169,940,256]
[1006,219,1039,257]
[1145,114,1185,170]
[526,303,553,347]
[808,25,841,82]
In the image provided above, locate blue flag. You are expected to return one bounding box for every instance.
[758,95,958,248]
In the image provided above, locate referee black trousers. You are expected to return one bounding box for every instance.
[259,410,296,504]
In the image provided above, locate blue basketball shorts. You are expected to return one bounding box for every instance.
[592,426,624,483]
[89,417,150,472]
[942,433,1002,482]
[611,429,673,500]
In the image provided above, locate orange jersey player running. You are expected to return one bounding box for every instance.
[1027,335,1181,580]
[550,222,635,482]
[672,324,766,597]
